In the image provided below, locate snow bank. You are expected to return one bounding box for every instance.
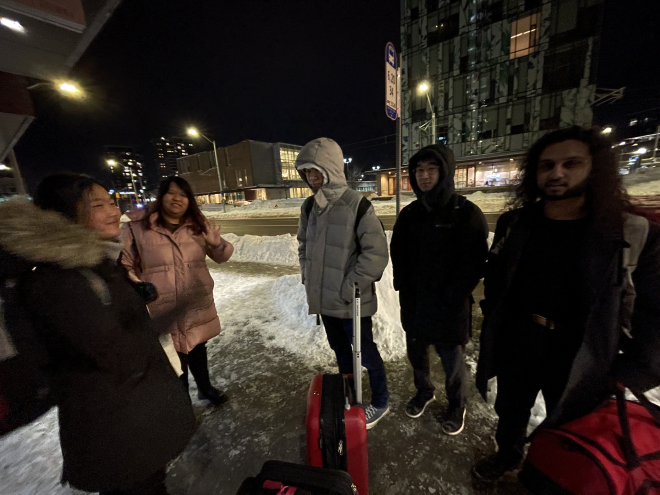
[627,180,660,196]
[268,269,407,363]
[223,233,299,265]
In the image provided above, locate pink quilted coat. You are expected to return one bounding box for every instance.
[121,213,233,353]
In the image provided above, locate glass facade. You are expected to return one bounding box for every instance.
[401,0,603,166]
[279,145,300,180]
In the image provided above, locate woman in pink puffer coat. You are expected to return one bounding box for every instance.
[121,176,233,406]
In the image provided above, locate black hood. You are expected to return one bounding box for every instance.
[408,144,456,208]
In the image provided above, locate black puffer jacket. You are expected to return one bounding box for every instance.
[0,197,196,493]
[390,144,488,345]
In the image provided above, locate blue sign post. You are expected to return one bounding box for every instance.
[385,42,397,121]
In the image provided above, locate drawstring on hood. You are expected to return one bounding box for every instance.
[295,138,348,210]
[408,144,457,210]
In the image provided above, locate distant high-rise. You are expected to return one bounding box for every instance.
[102,145,146,199]
[152,137,195,179]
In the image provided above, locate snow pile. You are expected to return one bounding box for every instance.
[627,180,660,196]
[223,233,299,265]
[239,198,306,211]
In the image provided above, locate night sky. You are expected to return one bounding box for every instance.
[13,0,660,192]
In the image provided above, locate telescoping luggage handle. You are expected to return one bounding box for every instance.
[352,283,362,405]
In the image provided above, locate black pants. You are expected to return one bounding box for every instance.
[406,336,467,408]
[178,341,212,392]
[321,315,389,409]
[494,320,572,462]
[99,468,168,495]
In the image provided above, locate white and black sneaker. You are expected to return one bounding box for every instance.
[405,394,436,418]
[441,405,466,436]
[364,404,390,430]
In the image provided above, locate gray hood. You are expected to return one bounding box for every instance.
[0,196,110,272]
[295,138,348,190]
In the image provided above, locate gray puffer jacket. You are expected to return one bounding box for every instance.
[296,138,389,319]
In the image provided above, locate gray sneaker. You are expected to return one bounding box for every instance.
[364,404,390,430]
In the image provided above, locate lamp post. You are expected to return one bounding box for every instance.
[188,127,225,211]
[28,80,84,99]
[418,82,436,144]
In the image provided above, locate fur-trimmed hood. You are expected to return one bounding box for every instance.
[0,196,112,277]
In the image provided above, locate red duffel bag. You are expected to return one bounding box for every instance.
[520,387,660,495]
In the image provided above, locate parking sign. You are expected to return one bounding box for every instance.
[385,42,397,121]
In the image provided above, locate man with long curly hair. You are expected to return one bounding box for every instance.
[472,127,660,482]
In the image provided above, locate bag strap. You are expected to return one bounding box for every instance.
[614,387,641,469]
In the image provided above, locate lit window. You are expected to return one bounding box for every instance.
[510,14,539,59]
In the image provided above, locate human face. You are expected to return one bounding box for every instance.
[78,183,121,240]
[161,182,190,221]
[537,140,593,201]
[304,168,324,192]
[414,159,441,192]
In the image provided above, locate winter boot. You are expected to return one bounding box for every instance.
[472,452,522,482]
[188,342,228,407]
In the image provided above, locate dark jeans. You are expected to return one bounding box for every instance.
[99,468,168,495]
[178,341,213,392]
[406,336,467,409]
[494,321,571,462]
[321,315,389,409]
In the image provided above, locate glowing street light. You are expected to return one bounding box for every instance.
[28,79,85,99]
[417,82,436,143]
[602,126,613,135]
[634,148,648,154]
[106,159,116,166]
[187,126,224,210]
[0,17,25,33]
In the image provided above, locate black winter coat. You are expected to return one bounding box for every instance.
[390,194,489,345]
[0,198,196,493]
[476,205,660,427]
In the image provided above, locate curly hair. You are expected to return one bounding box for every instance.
[510,126,628,226]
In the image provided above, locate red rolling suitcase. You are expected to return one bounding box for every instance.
[306,284,368,495]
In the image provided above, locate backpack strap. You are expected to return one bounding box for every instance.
[302,196,314,219]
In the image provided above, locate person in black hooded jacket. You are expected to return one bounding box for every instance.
[0,174,196,495]
[390,144,488,435]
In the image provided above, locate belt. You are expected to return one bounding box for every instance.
[532,314,555,329]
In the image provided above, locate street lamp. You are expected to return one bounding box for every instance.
[602,126,613,135]
[28,80,84,99]
[187,127,224,210]
[418,82,436,144]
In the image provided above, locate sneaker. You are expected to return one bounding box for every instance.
[471,453,522,482]
[405,394,436,418]
[441,405,466,435]
[364,404,390,430]
[197,386,229,407]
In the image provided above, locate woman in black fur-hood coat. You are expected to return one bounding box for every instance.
[390,144,489,345]
[0,187,195,494]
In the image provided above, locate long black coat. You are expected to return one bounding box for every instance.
[391,194,489,345]
[476,205,660,427]
[0,198,196,493]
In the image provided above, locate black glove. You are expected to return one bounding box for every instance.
[132,281,158,304]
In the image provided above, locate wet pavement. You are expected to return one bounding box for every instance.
[168,263,529,495]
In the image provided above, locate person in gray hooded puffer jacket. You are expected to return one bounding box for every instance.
[296,137,391,429]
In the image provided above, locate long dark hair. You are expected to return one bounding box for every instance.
[510,126,628,227]
[33,173,107,222]
[146,176,207,235]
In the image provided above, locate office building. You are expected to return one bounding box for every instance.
[103,145,146,205]
[153,137,195,179]
[400,0,604,190]
[177,140,310,204]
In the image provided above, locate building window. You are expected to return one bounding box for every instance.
[510,13,539,59]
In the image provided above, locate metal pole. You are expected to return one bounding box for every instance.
[353,283,362,405]
[396,53,402,217]
[652,124,660,165]
[7,149,26,195]
[211,140,225,212]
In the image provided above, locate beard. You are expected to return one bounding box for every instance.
[541,177,590,201]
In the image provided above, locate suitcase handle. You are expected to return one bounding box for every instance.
[353,283,362,405]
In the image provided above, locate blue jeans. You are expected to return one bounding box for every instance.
[321,315,389,409]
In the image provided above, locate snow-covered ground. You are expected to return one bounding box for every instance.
[1,232,658,495]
